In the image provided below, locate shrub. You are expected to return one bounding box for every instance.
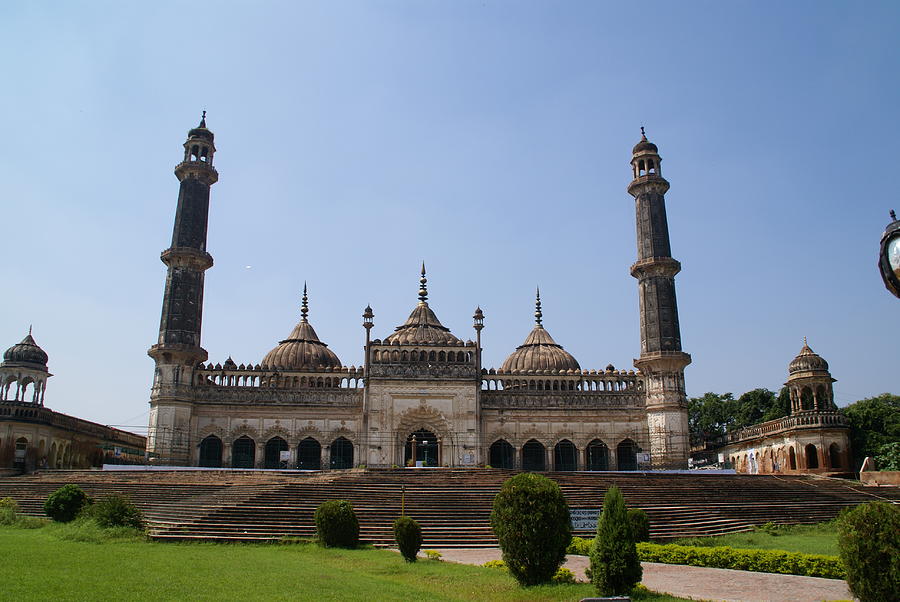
[552,567,576,584]
[490,473,572,587]
[627,508,650,542]
[837,501,900,601]
[44,484,91,523]
[393,516,422,562]
[424,549,443,561]
[590,486,642,596]
[0,497,20,525]
[91,495,144,530]
[636,542,845,579]
[314,500,359,548]
[482,559,507,570]
[566,536,592,556]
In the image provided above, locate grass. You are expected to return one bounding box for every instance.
[670,521,839,557]
[0,525,689,601]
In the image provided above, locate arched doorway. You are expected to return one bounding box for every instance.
[805,444,819,469]
[554,439,577,471]
[586,439,609,471]
[232,435,255,468]
[617,439,638,471]
[829,443,841,469]
[789,447,797,470]
[264,436,289,469]
[297,437,321,470]
[199,435,223,468]
[522,439,545,471]
[330,437,353,469]
[404,429,439,467]
[14,437,28,467]
[489,439,514,469]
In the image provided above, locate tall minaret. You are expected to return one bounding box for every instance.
[628,129,691,469]
[147,113,218,465]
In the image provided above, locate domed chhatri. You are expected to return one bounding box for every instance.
[261,284,342,371]
[501,289,581,373]
[2,329,49,369]
[632,126,658,155]
[788,338,830,374]
[383,264,463,346]
[187,110,214,142]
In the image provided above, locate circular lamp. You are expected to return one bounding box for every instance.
[879,210,900,298]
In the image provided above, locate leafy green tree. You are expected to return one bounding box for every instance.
[590,486,642,595]
[490,473,571,586]
[761,387,792,423]
[837,502,900,602]
[734,388,776,428]
[875,442,900,471]
[842,394,900,468]
[688,392,736,439]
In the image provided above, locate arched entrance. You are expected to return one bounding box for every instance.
[617,438,638,471]
[199,435,223,468]
[828,443,841,469]
[404,429,439,467]
[586,439,609,471]
[264,436,289,469]
[805,444,819,469]
[330,437,353,469]
[522,439,545,471]
[297,437,321,470]
[232,435,255,468]
[14,437,28,467]
[489,439,514,469]
[789,447,797,470]
[554,440,577,471]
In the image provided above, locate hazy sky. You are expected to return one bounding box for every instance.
[1,2,898,435]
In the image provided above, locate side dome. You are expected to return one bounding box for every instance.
[261,286,342,371]
[2,331,49,369]
[500,290,580,372]
[382,265,463,345]
[788,339,829,374]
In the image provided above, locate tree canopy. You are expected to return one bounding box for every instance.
[688,388,791,440]
[842,393,900,468]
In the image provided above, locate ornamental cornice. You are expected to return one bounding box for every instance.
[629,257,681,279]
[480,391,643,409]
[627,176,670,197]
[174,161,218,184]
[368,364,479,380]
[161,247,214,271]
[192,386,363,406]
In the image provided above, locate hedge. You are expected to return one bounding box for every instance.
[566,538,844,580]
[636,542,845,580]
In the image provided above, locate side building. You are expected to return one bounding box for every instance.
[1,331,146,471]
[146,117,693,471]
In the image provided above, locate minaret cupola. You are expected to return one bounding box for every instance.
[175,111,218,185]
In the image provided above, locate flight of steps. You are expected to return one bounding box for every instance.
[1,469,897,547]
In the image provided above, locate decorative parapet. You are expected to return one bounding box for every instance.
[194,364,365,389]
[191,386,362,406]
[481,368,643,393]
[726,411,848,444]
[0,400,146,448]
[481,390,644,410]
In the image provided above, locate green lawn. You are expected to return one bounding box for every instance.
[0,526,687,601]
[670,522,839,556]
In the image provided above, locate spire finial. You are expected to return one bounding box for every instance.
[418,263,428,304]
[640,125,646,140]
[891,209,897,221]
[300,282,309,322]
[28,324,32,336]
[803,336,808,346]
[534,287,543,325]
[199,110,207,128]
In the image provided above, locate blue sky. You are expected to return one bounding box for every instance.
[1,2,897,434]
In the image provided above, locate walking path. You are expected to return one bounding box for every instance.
[428,548,854,602]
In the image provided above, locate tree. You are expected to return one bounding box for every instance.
[44,484,91,523]
[393,516,422,562]
[490,473,571,586]
[688,392,736,439]
[761,387,792,423]
[842,394,900,468]
[590,486,642,596]
[837,502,900,602]
[875,442,900,471]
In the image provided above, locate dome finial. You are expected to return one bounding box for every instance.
[891,209,897,221]
[534,287,543,325]
[418,262,428,304]
[803,336,807,346]
[199,110,207,129]
[28,324,32,336]
[640,125,646,140]
[300,282,309,322]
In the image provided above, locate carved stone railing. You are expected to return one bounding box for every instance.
[481,369,643,393]
[0,400,146,448]
[368,363,479,380]
[194,365,365,389]
[726,411,848,444]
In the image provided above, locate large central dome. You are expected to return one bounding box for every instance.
[261,285,342,370]
[383,265,462,345]
[500,290,580,372]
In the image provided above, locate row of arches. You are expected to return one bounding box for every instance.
[371,349,473,364]
[197,373,363,389]
[488,438,641,471]
[0,374,47,404]
[482,378,638,392]
[198,435,354,469]
[730,442,843,474]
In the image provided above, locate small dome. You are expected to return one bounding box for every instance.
[2,332,49,369]
[788,340,829,374]
[261,285,342,371]
[632,128,658,155]
[383,303,462,345]
[188,112,214,142]
[501,325,580,372]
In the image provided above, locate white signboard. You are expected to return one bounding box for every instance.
[279,451,291,461]
[570,509,599,531]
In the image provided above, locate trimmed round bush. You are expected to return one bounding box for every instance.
[837,501,900,602]
[393,516,423,562]
[490,473,572,586]
[590,486,642,596]
[627,507,650,542]
[314,500,359,548]
[44,484,91,523]
[91,495,144,529]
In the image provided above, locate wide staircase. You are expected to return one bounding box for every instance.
[1,469,897,547]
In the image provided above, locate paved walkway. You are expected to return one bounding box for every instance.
[428,548,854,602]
